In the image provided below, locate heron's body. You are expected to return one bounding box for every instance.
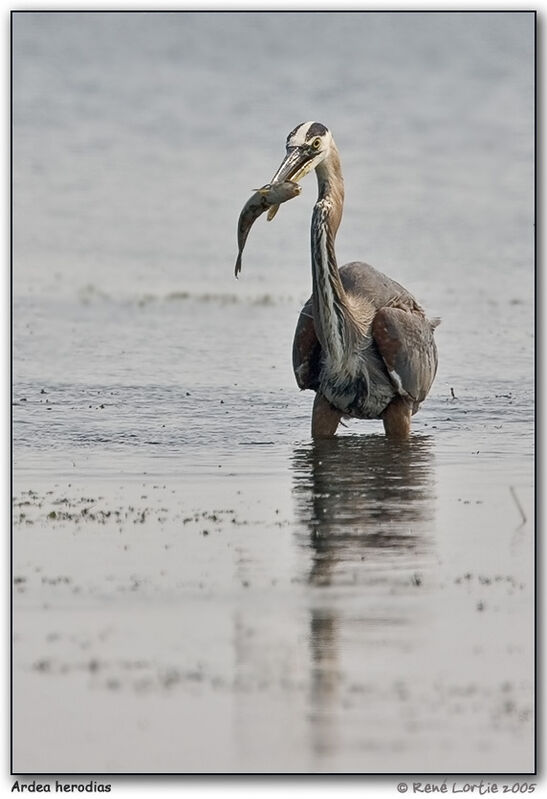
[241,121,439,439]
[293,259,438,431]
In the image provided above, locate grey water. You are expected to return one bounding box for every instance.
[12,11,535,775]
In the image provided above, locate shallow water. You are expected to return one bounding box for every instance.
[12,11,534,775]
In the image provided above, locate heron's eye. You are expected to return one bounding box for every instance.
[312,138,321,150]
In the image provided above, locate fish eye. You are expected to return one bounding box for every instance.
[312,138,322,150]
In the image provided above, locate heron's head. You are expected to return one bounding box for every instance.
[271,122,334,184]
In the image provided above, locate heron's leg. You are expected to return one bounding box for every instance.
[311,392,342,438]
[381,397,412,440]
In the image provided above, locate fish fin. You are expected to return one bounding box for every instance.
[267,204,280,221]
[234,253,242,278]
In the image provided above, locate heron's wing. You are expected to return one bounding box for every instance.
[372,307,439,406]
[292,297,321,391]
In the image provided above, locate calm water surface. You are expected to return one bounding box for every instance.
[12,11,534,775]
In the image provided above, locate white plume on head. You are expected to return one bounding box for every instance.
[286,121,332,149]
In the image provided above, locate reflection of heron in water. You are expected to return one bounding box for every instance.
[291,435,437,761]
[292,434,436,587]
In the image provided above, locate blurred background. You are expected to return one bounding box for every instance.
[13,11,533,298]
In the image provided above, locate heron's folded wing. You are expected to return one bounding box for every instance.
[292,298,322,391]
[372,307,438,404]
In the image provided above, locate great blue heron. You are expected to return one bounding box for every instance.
[269,121,439,439]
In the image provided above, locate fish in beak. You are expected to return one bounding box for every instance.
[267,147,318,220]
[234,181,301,277]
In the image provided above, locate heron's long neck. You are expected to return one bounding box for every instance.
[311,147,358,367]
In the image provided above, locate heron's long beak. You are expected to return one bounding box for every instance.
[267,147,315,221]
[270,147,315,184]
